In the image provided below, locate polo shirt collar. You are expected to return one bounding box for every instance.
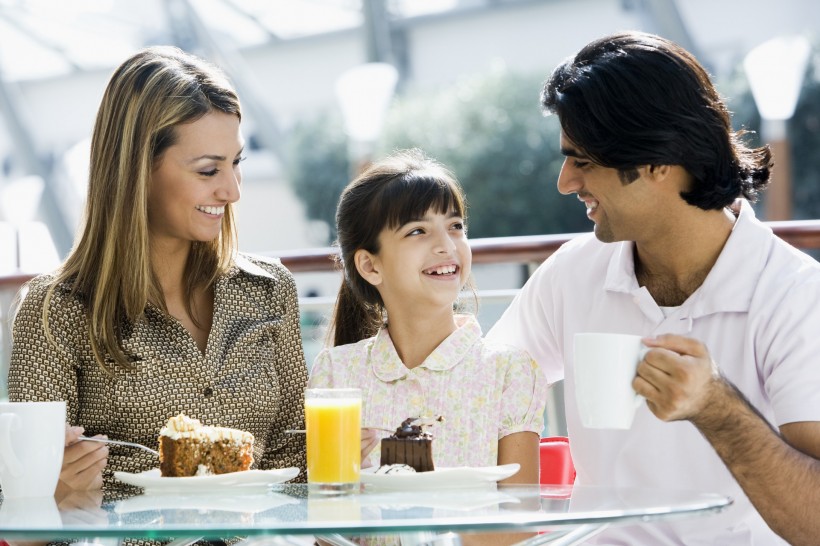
[372,314,483,382]
[604,200,771,317]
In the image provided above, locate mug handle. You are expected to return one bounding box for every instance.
[0,413,23,477]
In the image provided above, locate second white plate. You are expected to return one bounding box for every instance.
[113,467,300,493]
[361,463,519,490]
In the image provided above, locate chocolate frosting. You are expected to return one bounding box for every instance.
[391,417,433,439]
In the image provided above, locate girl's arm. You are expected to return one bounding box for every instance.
[463,431,540,545]
[495,345,549,485]
[498,431,540,485]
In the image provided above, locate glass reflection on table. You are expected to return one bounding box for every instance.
[0,482,732,543]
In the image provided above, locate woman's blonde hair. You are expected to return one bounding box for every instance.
[43,46,241,372]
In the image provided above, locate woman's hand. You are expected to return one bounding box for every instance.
[360,428,380,468]
[56,424,108,493]
[57,489,106,526]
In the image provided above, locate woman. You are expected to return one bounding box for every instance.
[8,46,307,493]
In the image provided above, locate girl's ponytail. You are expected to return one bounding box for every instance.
[328,279,382,347]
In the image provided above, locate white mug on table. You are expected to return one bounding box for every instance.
[0,400,66,498]
[574,333,647,429]
[0,495,61,527]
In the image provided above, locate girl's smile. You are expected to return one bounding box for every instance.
[422,262,460,278]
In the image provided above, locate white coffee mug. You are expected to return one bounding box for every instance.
[0,401,66,498]
[574,333,647,429]
[0,495,62,528]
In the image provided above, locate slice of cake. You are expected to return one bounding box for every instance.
[379,417,436,472]
[158,413,254,477]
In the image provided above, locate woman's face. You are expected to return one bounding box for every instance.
[148,111,244,252]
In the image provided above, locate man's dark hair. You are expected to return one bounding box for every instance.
[541,31,771,210]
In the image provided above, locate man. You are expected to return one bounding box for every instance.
[487,31,820,545]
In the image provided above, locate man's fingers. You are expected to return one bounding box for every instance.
[642,334,709,358]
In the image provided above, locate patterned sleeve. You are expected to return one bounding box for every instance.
[497,346,548,439]
[8,276,81,425]
[255,261,308,481]
[307,348,335,388]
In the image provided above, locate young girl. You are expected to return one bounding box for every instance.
[308,149,547,484]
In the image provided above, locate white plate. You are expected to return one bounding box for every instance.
[360,463,519,491]
[113,467,300,493]
[114,491,299,513]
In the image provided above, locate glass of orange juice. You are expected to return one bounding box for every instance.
[305,388,362,494]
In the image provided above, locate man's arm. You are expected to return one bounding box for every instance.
[635,334,820,546]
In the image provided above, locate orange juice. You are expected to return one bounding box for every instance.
[305,389,361,489]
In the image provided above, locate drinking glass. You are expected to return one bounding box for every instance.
[305,388,361,494]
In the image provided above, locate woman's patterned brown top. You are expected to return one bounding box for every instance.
[8,253,307,483]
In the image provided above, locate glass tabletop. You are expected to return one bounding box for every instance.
[0,482,732,541]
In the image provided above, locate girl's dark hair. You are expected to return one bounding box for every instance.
[330,149,467,346]
[541,31,771,209]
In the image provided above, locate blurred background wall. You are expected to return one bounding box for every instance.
[1,0,819,265]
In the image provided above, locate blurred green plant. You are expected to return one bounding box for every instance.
[377,68,590,239]
[789,55,820,220]
[286,67,591,243]
[722,41,820,221]
[286,51,820,245]
[284,110,350,243]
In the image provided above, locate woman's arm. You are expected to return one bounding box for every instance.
[258,265,308,478]
[9,279,107,491]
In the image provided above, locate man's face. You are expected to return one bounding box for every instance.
[556,132,649,243]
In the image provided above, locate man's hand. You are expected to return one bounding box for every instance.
[57,424,107,493]
[633,334,723,422]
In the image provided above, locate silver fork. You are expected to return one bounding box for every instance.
[79,435,159,456]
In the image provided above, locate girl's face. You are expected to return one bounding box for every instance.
[357,206,471,314]
[148,111,244,253]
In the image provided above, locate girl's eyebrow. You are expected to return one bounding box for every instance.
[392,210,462,232]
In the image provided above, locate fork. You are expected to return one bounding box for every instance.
[285,426,396,434]
[79,435,159,456]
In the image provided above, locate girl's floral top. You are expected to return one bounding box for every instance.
[309,314,547,468]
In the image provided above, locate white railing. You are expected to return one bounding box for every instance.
[3,223,820,435]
